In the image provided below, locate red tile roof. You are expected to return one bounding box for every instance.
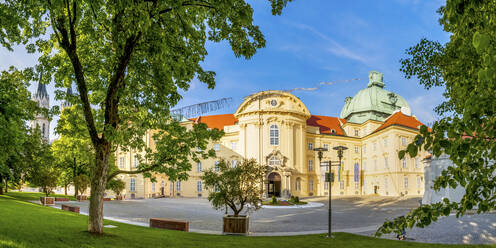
[374,111,425,133]
[306,115,346,136]
[191,114,238,130]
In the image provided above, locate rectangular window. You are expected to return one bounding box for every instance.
[152,182,155,192]
[384,138,388,147]
[404,177,409,188]
[309,180,314,191]
[130,178,136,192]
[197,162,202,172]
[197,181,202,192]
[231,142,237,151]
[402,137,407,146]
[133,155,138,168]
[417,176,421,188]
[340,181,344,189]
[308,160,314,171]
[231,160,237,168]
[119,157,124,169]
[415,158,419,168]
[323,144,329,150]
[214,144,220,151]
[384,157,389,169]
[402,158,407,168]
[355,146,359,153]
[214,161,219,171]
[308,142,313,150]
[270,125,279,145]
[176,181,181,191]
[354,129,359,136]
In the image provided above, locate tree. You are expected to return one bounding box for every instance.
[202,159,265,216]
[106,178,125,197]
[27,140,60,197]
[0,68,37,194]
[377,0,496,236]
[73,174,90,195]
[52,105,94,196]
[0,0,292,233]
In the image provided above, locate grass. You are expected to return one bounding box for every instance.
[4,191,76,202]
[0,192,492,248]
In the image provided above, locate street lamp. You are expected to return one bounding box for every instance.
[313,145,348,238]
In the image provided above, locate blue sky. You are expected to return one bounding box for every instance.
[0,0,449,140]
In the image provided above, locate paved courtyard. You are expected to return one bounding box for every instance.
[57,196,496,244]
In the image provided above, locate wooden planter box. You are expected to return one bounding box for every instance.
[76,195,87,201]
[40,197,55,206]
[55,197,70,202]
[103,198,112,201]
[61,204,80,214]
[116,195,123,200]
[150,218,189,232]
[223,215,249,235]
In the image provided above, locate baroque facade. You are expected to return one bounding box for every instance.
[117,71,428,199]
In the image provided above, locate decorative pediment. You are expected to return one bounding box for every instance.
[234,90,311,119]
[265,150,288,168]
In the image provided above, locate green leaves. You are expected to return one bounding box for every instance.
[473,31,491,53]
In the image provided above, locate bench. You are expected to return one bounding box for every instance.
[55,197,70,202]
[61,204,80,214]
[149,218,189,232]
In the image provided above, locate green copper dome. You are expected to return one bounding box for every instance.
[339,71,410,124]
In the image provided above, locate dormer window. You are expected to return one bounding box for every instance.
[354,129,359,136]
[331,129,336,134]
[270,99,277,106]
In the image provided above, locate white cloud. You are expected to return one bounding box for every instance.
[408,92,444,126]
[289,23,370,65]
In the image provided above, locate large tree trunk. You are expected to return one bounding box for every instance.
[4,180,7,193]
[64,184,67,195]
[88,144,111,234]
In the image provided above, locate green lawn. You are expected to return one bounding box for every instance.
[4,191,76,202]
[0,192,492,248]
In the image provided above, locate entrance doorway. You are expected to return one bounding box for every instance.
[267,172,281,197]
[374,185,379,194]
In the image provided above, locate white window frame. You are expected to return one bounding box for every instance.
[308,159,314,171]
[133,155,138,168]
[197,181,202,192]
[268,156,281,166]
[404,177,409,188]
[402,158,407,168]
[214,161,219,171]
[130,178,136,192]
[197,162,202,172]
[270,125,279,146]
[309,180,314,191]
[176,181,181,191]
[308,142,313,150]
[119,157,124,169]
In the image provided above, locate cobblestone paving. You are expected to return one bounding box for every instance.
[58,196,496,244]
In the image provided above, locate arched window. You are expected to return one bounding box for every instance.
[268,156,281,166]
[270,124,279,145]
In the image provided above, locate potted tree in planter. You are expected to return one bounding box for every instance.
[202,158,265,235]
[106,178,126,200]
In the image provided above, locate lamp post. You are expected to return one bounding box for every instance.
[313,145,348,238]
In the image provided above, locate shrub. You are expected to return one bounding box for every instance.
[271,195,277,204]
